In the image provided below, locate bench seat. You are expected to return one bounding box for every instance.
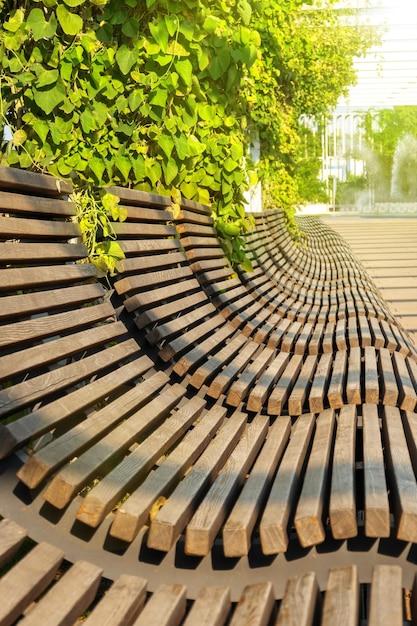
[0,518,413,626]
[2,167,417,610]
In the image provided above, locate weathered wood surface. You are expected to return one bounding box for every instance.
[0,521,415,626]
[2,171,417,617]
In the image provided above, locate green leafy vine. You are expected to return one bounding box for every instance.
[72,188,126,276]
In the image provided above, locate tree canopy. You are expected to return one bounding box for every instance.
[0,0,377,268]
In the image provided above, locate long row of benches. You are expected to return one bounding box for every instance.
[1,165,417,622]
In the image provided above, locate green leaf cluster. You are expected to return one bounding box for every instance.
[72,188,126,276]
[0,0,377,269]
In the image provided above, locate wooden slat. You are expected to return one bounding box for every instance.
[0,356,152,460]
[294,409,335,548]
[382,405,417,542]
[0,338,140,418]
[75,386,200,529]
[84,575,147,625]
[207,340,259,399]
[362,404,390,538]
[0,190,75,215]
[229,582,275,626]
[0,242,87,263]
[147,411,247,552]
[0,321,128,381]
[321,566,359,626]
[247,352,290,413]
[275,572,320,626]
[0,282,105,321]
[189,334,248,389]
[226,347,275,407]
[0,165,72,195]
[146,302,216,345]
[46,383,186,516]
[172,322,236,376]
[259,413,316,554]
[132,584,187,626]
[327,350,347,409]
[267,354,304,416]
[0,215,80,239]
[367,565,403,626]
[19,560,103,626]
[288,354,318,415]
[136,291,208,328]
[110,401,224,543]
[0,518,27,569]
[185,415,269,556]
[379,347,399,406]
[115,266,194,296]
[0,301,115,350]
[329,405,357,539]
[182,586,231,626]
[17,371,169,489]
[0,542,64,626]
[393,351,417,411]
[0,263,96,291]
[309,352,332,413]
[346,346,362,404]
[223,417,291,557]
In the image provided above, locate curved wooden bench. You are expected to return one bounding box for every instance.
[2,167,417,610]
[0,518,413,626]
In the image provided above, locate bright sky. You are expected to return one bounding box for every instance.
[336,0,417,109]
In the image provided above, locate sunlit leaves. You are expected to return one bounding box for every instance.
[56,5,83,35]
[27,9,57,40]
[0,0,373,274]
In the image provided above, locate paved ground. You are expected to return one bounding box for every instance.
[320,214,417,345]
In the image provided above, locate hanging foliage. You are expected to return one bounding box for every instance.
[0,0,377,271]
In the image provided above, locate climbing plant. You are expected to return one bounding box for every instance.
[0,0,377,271]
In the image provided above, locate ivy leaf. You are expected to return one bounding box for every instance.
[56,5,83,36]
[174,134,188,160]
[149,20,169,54]
[27,8,57,40]
[149,88,168,108]
[209,49,230,80]
[158,135,175,158]
[128,90,143,111]
[89,157,106,183]
[162,157,178,185]
[167,41,190,57]
[164,15,179,37]
[116,45,139,75]
[97,22,113,43]
[104,240,125,260]
[35,68,59,88]
[175,59,193,86]
[4,30,27,51]
[33,80,66,114]
[32,119,50,143]
[80,108,94,133]
[56,158,74,176]
[13,129,27,147]
[122,17,139,37]
[237,0,252,26]
[4,8,25,32]
[132,154,145,180]
[180,180,198,200]
[202,16,220,34]
[116,155,132,181]
[145,159,162,186]
[94,102,109,127]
